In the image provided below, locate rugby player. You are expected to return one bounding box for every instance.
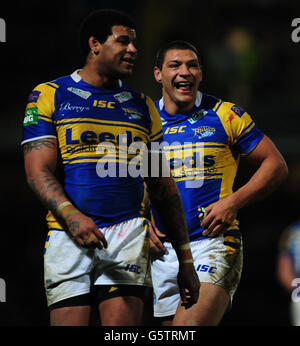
[150,40,288,326]
[21,13,199,326]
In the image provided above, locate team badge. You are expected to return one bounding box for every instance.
[192,126,216,139]
[122,107,143,120]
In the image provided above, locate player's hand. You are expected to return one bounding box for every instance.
[148,222,166,259]
[201,196,238,237]
[177,262,200,309]
[65,211,108,249]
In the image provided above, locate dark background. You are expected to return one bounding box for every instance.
[0,0,300,326]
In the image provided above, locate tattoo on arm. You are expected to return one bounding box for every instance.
[23,138,56,154]
[24,138,66,214]
[146,177,188,244]
[27,168,65,213]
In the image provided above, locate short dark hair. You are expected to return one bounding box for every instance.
[79,9,136,60]
[155,40,202,70]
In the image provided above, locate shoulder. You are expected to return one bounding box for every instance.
[124,84,158,114]
[29,75,69,98]
[200,93,221,112]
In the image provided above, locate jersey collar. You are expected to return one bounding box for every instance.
[70,70,123,88]
[158,91,203,111]
[158,91,203,124]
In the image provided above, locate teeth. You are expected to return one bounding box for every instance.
[176,82,192,88]
[122,57,133,63]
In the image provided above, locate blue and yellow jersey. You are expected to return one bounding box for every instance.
[22,70,163,229]
[279,221,300,278]
[151,91,264,241]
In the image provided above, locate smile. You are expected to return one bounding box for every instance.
[174,82,193,92]
[121,57,135,67]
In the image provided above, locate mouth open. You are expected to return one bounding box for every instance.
[121,56,135,68]
[174,82,193,92]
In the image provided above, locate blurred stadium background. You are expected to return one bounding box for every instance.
[0,0,299,325]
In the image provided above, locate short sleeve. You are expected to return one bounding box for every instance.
[145,95,163,144]
[217,102,264,155]
[21,83,57,145]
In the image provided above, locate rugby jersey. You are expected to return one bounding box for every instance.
[151,91,264,242]
[22,70,163,229]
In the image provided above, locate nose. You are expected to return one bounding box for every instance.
[178,64,191,76]
[127,42,137,55]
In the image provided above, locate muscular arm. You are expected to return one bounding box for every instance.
[144,176,189,247]
[144,173,200,308]
[23,138,107,248]
[23,138,67,212]
[202,135,288,236]
[230,135,288,209]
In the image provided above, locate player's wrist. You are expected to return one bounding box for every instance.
[176,241,194,264]
[57,201,80,221]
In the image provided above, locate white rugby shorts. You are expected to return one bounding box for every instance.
[151,234,243,317]
[44,217,152,307]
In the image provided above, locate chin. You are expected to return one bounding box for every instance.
[177,95,194,105]
[119,68,134,78]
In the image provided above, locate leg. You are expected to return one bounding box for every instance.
[172,282,229,326]
[50,306,92,326]
[44,230,95,325]
[162,319,173,326]
[99,296,144,326]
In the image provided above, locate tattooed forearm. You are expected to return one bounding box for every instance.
[27,167,66,215]
[23,138,56,154]
[145,177,189,244]
[23,137,66,215]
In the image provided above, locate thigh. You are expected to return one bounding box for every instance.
[44,230,94,307]
[152,234,243,322]
[99,296,144,326]
[151,243,180,318]
[193,234,243,304]
[172,282,229,326]
[50,305,92,326]
[93,217,152,287]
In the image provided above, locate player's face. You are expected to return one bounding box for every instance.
[154,49,202,113]
[97,25,137,77]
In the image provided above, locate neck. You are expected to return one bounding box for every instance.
[79,63,119,89]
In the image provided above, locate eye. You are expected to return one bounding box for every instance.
[188,61,200,69]
[117,36,130,45]
[168,63,180,68]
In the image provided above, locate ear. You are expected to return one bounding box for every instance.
[153,66,162,84]
[88,36,101,55]
[199,68,203,83]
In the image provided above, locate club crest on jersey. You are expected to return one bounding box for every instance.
[122,107,143,120]
[114,91,133,103]
[192,126,216,139]
[67,87,91,100]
